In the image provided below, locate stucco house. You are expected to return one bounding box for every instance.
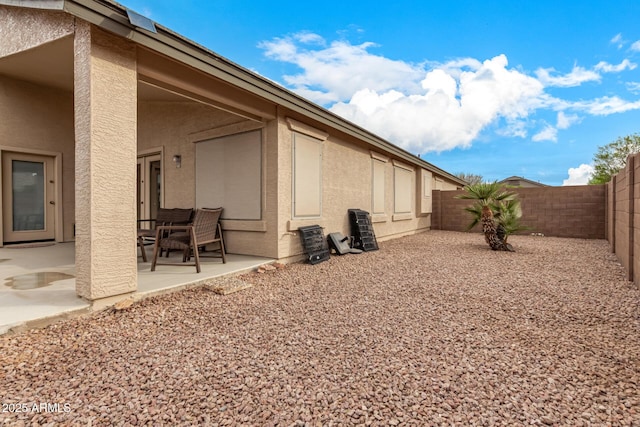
[0,0,465,302]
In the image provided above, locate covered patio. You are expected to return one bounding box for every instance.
[0,242,273,334]
[1,4,281,307]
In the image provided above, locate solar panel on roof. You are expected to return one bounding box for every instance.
[126,9,157,33]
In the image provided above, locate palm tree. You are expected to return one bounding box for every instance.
[494,198,529,243]
[457,182,516,251]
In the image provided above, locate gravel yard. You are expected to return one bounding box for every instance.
[1,230,639,426]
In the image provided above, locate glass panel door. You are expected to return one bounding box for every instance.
[11,160,45,231]
[2,152,55,243]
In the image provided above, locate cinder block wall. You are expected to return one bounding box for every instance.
[432,185,606,239]
[607,152,640,284]
[433,160,640,286]
[633,156,640,285]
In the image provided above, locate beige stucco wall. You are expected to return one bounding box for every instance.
[0,5,74,58]
[0,75,75,242]
[74,23,138,299]
[277,111,436,261]
[434,176,459,191]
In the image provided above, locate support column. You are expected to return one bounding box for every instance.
[74,22,138,300]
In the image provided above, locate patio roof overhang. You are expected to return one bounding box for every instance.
[0,0,467,187]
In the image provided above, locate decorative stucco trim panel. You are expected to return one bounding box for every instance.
[189,120,265,143]
[371,214,389,223]
[370,151,389,163]
[392,159,414,171]
[393,213,413,221]
[286,117,329,141]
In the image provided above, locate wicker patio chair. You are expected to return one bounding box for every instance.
[137,208,193,262]
[150,207,226,273]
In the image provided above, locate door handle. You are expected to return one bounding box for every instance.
[49,201,55,205]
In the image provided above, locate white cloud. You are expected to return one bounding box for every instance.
[259,33,424,104]
[530,112,579,142]
[436,57,483,77]
[611,33,626,49]
[330,55,545,152]
[532,125,557,142]
[259,37,299,62]
[295,32,325,45]
[594,59,637,73]
[631,40,640,52]
[627,82,640,93]
[497,120,528,138]
[535,66,601,87]
[563,164,594,186]
[571,96,640,115]
[258,34,640,154]
[556,111,580,129]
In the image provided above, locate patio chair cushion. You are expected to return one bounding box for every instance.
[137,208,194,262]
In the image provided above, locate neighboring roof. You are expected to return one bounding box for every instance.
[1,0,467,187]
[499,176,550,187]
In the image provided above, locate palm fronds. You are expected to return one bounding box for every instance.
[456,181,515,204]
[458,181,525,250]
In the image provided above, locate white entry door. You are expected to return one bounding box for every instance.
[2,152,56,243]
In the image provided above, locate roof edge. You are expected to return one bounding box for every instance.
[499,176,550,187]
[0,0,64,9]
[8,0,467,187]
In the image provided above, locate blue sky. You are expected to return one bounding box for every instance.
[120,0,640,186]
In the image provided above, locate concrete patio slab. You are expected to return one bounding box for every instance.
[0,242,273,334]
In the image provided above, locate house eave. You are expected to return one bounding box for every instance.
[0,0,64,9]
[2,0,466,187]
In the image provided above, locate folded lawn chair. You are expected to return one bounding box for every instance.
[327,232,363,255]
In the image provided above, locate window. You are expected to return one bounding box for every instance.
[393,161,413,215]
[419,169,433,214]
[292,132,322,218]
[195,130,261,220]
[372,160,386,214]
[370,151,388,215]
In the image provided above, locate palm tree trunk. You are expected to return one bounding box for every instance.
[481,206,514,251]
